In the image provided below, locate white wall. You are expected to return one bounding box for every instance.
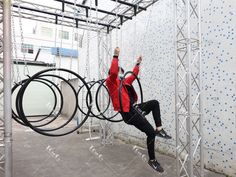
[201,0,236,175]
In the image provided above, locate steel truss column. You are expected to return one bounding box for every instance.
[0,1,4,176]
[97,32,113,145]
[175,0,203,176]
[1,0,13,177]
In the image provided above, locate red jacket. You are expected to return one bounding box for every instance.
[106,56,139,112]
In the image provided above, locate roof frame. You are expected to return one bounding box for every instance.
[11,0,160,33]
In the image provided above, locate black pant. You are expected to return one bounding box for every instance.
[120,100,162,160]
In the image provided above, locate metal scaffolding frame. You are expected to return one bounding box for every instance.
[10,0,159,33]
[97,31,114,145]
[1,0,13,177]
[175,0,203,176]
[0,0,4,173]
[0,0,204,177]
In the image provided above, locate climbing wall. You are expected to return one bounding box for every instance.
[201,0,236,175]
[109,0,236,176]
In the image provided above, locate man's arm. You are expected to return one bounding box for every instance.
[125,56,142,85]
[107,47,120,81]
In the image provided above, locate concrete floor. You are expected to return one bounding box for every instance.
[12,122,226,177]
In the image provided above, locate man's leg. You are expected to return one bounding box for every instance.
[137,100,172,139]
[137,100,162,128]
[132,114,164,173]
[121,110,156,159]
[134,122,156,160]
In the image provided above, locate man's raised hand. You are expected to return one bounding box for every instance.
[114,47,120,57]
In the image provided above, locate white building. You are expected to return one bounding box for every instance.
[13,17,84,75]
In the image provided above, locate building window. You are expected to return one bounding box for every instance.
[41,27,53,38]
[21,43,34,54]
[59,30,69,40]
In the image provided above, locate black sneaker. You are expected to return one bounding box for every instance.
[148,159,164,173]
[156,129,172,139]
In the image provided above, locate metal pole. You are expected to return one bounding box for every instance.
[174,0,180,176]
[198,0,204,176]
[3,1,12,177]
[186,0,193,176]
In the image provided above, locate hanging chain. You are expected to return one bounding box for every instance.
[84,0,92,81]
[59,14,64,70]
[76,24,80,76]
[18,2,30,76]
[139,0,155,79]
[141,0,154,50]
[120,22,122,55]
[75,2,80,76]
[134,2,153,57]
[85,34,90,80]
[133,4,138,62]
[96,1,101,80]
[11,13,21,83]
[115,0,119,47]
[53,19,58,65]
[50,13,58,85]
[67,0,77,79]
[96,0,105,80]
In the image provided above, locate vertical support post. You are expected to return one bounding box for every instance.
[55,15,58,24]
[174,0,180,176]
[198,0,204,176]
[0,1,4,176]
[175,0,203,176]
[3,1,12,177]
[62,1,65,12]
[186,0,193,176]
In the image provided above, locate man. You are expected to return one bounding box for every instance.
[106,47,171,173]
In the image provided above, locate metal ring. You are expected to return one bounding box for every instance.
[12,78,62,127]
[16,68,92,137]
[85,79,110,119]
[76,80,96,117]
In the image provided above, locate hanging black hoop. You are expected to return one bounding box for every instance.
[76,80,95,117]
[85,79,110,120]
[12,78,63,127]
[15,68,92,137]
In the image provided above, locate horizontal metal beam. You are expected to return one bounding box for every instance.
[0,59,56,67]
[105,0,160,32]
[106,1,150,31]
[54,0,132,19]
[13,12,106,33]
[12,4,119,29]
[11,11,106,33]
[110,0,146,10]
